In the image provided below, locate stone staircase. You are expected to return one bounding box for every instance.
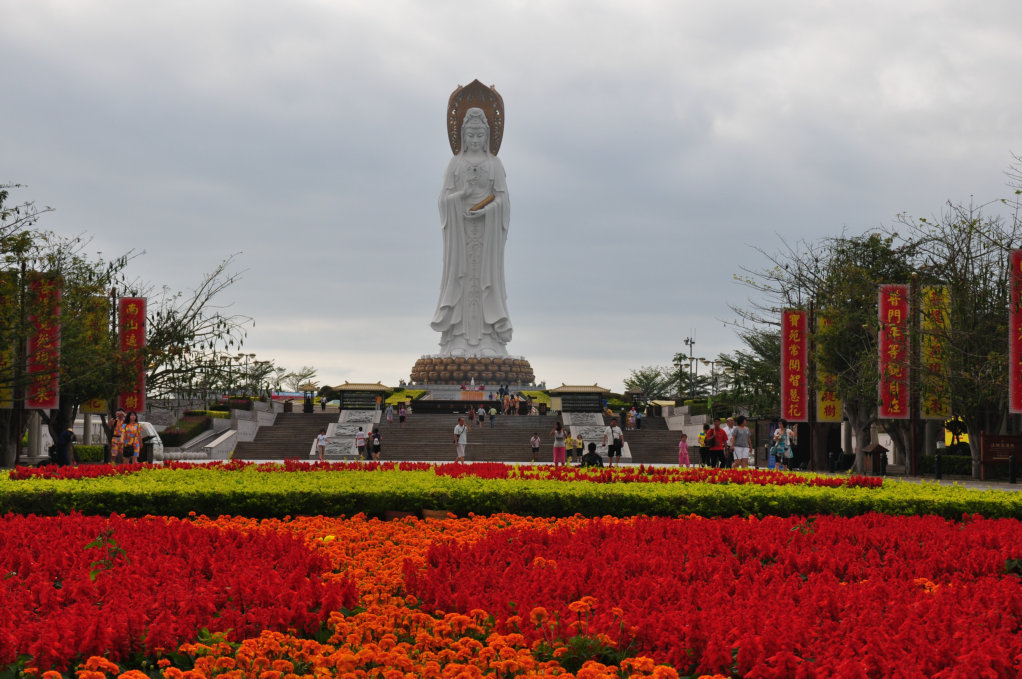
[233,412,339,460]
[623,416,702,465]
[376,412,565,462]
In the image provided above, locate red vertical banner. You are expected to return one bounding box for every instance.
[118,297,146,413]
[1010,250,1022,413]
[0,271,17,409]
[26,273,62,410]
[781,309,808,422]
[878,284,910,419]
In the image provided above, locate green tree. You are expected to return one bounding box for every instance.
[142,254,252,403]
[283,366,319,393]
[739,232,916,472]
[715,329,781,418]
[623,365,678,400]
[672,353,713,399]
[0,187,136,465]
[890,198,1022,476]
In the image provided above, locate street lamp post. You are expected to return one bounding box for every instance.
[700,358,718,416]
[683,337,695,397]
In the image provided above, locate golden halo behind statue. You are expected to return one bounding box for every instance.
[447,79,504,156]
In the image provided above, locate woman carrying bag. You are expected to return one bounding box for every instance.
[770,418,796,471]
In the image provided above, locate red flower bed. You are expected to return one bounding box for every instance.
[0,513,356,670]
[11,460,880,487]
[6,460,251,480]
[405,513,1022,677]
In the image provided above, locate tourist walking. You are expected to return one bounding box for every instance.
[678,433,690,467]
[731,416,752,469]
[551,422,567,467]
[530,432,540,462]
[453,417,469,462]
[635,408,642,430]
[602,417,624,467]
[398,404,407,427]
[315,428,327,462]
[771,418,796,471]
[370,428,382,461]
[477,407,485,427]
[488,405,497,428]
[575,433,584,462]
[723,417,736,469]
[706,419,727,468]
[355,427,368,459]
[565,431,575,463]
[57,426,77,467]
[110,409,126,464]
[385,404,394,425]
[122,412,142,464]
[698,424,709,466]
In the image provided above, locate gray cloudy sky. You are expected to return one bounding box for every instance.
[3,1,1021,392]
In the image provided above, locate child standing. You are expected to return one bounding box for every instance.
[530,432,540,462]
[678,433,690,466]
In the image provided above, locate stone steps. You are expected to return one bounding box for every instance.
[377,413,565,462]
[233,412,338,460]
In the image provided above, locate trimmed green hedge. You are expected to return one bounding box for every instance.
[2,468,1021,520]
[919,454,973,476]
[184,409,232,420]
[160,416,212,447]
[75,445,105,463]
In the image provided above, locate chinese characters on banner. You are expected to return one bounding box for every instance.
[118,297,146,413]
[878,284,910,419]
[920,285,951,419]
[781,310,808,422]
[815,315,842,422]
[1010,251,1022,413]
[26,273,62,410]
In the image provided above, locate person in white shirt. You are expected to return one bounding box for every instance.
[355,427,367,459]
[731,416,753,469]
[453,417,470,462]
[723,417,736,469]
[530,432,541,462]
[315,429,327,462]
[602,417,624,467]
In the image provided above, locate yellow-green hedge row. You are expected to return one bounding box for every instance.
[2,468,1020,519]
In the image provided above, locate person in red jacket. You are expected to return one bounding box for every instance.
[707,418,727,468]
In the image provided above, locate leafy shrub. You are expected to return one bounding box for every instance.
[159,415,212,447]
[208,402,230,412]
[228,398,252,411]
[520,390,550,406]
[385,389,426,405]
[75,445,105,463]
[3,465,1022,519]
[184,409,231,419]
[920,454,973,476]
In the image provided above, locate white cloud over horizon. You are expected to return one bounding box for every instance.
[3,0,1021,392]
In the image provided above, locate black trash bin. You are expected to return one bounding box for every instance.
[284,400,293,413]
[140,439,154,464]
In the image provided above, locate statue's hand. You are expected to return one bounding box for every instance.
[464,204,487,218]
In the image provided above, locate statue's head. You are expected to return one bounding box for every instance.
[461,108,490,154]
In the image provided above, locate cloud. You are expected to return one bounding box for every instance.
[3,0,1022,392]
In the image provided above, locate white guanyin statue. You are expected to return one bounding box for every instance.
[430,103,513,357]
